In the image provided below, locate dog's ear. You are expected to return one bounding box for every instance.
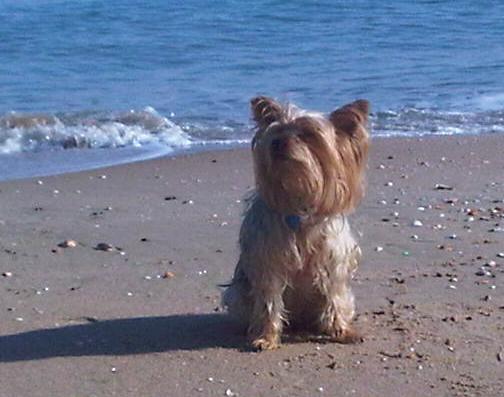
[329,99,369,138]
[250,96,284,129]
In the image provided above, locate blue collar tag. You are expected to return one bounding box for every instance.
[285,214,302,231]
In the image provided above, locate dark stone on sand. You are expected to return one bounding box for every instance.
[95,243,114,252]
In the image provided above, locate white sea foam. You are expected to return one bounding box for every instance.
[2,106,503,155]
[1,104,503,181]
[371,107,504,137]
[0,107,192,154]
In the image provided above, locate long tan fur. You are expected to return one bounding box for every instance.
[223,96,370,350]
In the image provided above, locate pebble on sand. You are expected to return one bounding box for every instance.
[475,268,492,277]
[95,243,115,252]
[162,271,176,279]
[434,183,453,190]
[58,240,78,248]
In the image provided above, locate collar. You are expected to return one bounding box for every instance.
[284,214,310,231]
[256,195,312,231]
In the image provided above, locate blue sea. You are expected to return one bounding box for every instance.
[1,0,504,180]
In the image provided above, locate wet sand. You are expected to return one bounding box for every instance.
[1,134,503,396]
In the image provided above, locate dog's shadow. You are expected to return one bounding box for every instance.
[0,314,245,362]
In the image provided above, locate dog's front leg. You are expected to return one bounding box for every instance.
[318,282,361,343]
[316,246,362,344]
[247,275,286,350]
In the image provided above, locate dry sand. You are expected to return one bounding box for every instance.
[1,135,503,397]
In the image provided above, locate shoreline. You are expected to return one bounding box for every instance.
[1,131,502,183]
[0,140,250,183]
[1,133,503,396]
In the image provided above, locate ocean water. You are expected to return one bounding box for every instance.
[1,0,504,180]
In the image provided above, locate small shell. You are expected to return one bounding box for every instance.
[58,240,78,248]
[162,271,176,279]
[434,183,453,190]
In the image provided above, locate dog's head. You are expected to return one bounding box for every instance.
[251,96,369,217]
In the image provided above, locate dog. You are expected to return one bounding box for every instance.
[222,96,370,350]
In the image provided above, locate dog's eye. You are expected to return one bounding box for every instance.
[297,130,312,140]
[271,138,283,152]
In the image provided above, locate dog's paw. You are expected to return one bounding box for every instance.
[331,327,363,344]
[251,336,280,351]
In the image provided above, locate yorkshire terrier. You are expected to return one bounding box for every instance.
[222,96,370,350]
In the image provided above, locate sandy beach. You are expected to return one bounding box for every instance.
[1,134,503,397]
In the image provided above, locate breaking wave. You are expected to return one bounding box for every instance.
[2,106,503,156]
[0,107,192,154]
[0,104,503,181]
[372,107,504,137]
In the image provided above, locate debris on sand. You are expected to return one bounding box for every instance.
[434,183,453,190]
[162,271,176,279]
[58,240,78,248]
[94,243,115,252]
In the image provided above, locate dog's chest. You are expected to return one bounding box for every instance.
[290,227,333,271]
